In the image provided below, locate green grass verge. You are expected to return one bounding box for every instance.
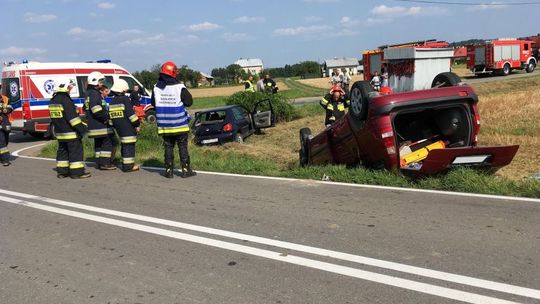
[191,96,227,109]
[40,123,540,198]
[280,78,327,99]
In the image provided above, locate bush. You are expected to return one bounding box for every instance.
[225,92,296,122]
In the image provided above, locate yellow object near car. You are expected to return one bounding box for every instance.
[400,140,446,167]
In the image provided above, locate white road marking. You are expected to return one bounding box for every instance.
[0,194,524,304]
[0,188,539,301]
[11,144,540,203]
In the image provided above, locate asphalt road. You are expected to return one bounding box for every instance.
[0,133,539,304]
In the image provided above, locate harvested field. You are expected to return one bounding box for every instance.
[297,75,364,89]
[190,81,288,98]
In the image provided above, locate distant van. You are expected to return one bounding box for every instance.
[1,60,155,137]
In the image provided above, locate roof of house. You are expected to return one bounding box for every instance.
[200,72,214,80]
[234,58,264,68]
[324,58,359,68]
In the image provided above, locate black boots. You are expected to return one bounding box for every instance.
[165,163,174,178]
[180,162,196,178]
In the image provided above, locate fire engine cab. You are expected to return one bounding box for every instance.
[0,60,155,137]
[467,39,536,76]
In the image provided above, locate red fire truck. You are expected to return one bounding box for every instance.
[362,39,450,81]
[466,39,536,76]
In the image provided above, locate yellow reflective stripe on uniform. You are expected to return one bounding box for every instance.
[88,128,111,136]
[91,105,103,113]
[157,126,190,135]
[129,114,139,123]
[48,105,64,110]
[69,117,82,127]
[327,104,334,111]
[122,157,135,164]
[95,152,101,158]
[345,99,350,106]
[99,151,112,158]
[69,162,85,169]
[56,161,69,168]
[320,98,329,105]
[0,147,9,154]
[120,136,137,144]
[55,132,78,140]
[337,104,345,111]
[108,104,125,110]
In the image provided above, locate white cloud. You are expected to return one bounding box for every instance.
[366,5,447,26]
[24,13,57,23]
[118,29,145,35]
[120,34,165,46]
[0,46,47,56]
[67,27,86,35]
[221,32,253,42]
[467,2,508,11]
[273,25,332,36]
[233,16,266,23]
[304,16,322,23]
[97,2,115,9]
[186,22,222,32]
[340,16,360,28]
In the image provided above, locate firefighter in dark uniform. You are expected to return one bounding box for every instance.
[109,79,140,172]
[151,61,196,179]
[84,71,115,170]
[263,74,278,94]
[49,78,91,179]
[320,86,350,127]
[0,87,13,166]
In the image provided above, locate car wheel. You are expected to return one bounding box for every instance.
[299,127,311,167]
[431,72,462,88]
[526,60,536,73]
[235,133,244,144]
[349,81,373,120]
[145,110,157,124]
[501,63,511,76]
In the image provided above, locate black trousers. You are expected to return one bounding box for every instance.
[0,130,9,162]
[93,136,113,167]
[56,140,85,176]
[163,133,190,167]
[120,143,135,171]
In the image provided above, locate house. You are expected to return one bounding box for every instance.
[234,58,264,75]
[322,57,359,77]
[199,72,215,87]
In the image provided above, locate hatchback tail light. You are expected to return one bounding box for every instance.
[22,101,31,120]
[223,122,233,132]
[381,130,396,155]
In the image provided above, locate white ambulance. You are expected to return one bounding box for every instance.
[1,60,155,137]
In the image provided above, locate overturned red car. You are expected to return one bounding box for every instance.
[299,73,519,175]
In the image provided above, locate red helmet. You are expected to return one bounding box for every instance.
[160,61,178,78]
[330,85,345,95]
[379,86,393,95]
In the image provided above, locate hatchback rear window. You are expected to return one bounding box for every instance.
[195,111,227,125]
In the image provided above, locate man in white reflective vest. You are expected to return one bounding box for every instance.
[151,61,196,178]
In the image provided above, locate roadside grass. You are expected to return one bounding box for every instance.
[190,96,227,109]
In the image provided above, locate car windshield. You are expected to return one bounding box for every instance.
[195,111,227,126]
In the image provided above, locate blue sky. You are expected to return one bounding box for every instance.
[1,0,537,74]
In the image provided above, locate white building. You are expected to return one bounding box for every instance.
[322,57,359,77]
[234,58,264,75]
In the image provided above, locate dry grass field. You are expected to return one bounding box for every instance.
[190,81,288,98]
[207,76,540,180]
[297,75,364,88]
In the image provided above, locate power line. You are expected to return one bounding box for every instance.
[393,0,540,5]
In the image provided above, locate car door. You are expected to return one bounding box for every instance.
[251,99,276,129]
[231,107,251,137]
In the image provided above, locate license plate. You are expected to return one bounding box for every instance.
[452,155,489,165]
[201,138,218,144]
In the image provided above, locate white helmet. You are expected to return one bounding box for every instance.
[87,71,105,86]
[111,79,129,93]
[54,77,75,93]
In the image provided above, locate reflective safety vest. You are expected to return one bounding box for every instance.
[245,80,255,93]
[153,83,190,135]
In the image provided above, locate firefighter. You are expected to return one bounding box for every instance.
[263,74,278,94]
[0,86,13,166]
[320,86,350,127]
[152,61,196,179]
[84,71,116,170]
[109,79,140,172]
[244,75,255,93]
[49,78,91,179]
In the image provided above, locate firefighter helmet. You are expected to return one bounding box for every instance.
[379,86,393,95]
[87,71,105,86]
[111,79,129,93]
[54,77,74,93]
[330,85,345,95]
[160,61,178,78]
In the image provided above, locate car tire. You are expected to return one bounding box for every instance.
[526,60,536,73]
[235,133,244,144]
[299,127,311,167]
[349,81,373,120]
[431,72,462,88]
[501,63,511,76]
[145,110,157,124]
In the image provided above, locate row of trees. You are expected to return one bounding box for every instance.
[132,64,201,89]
